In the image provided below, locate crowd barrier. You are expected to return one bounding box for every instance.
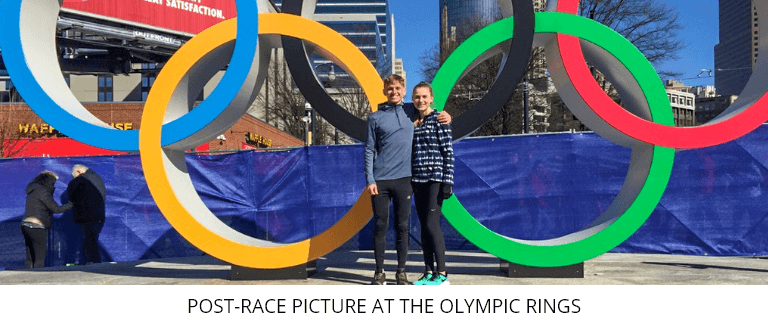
[2,127,768,270]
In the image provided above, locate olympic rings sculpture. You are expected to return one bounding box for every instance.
[1,0,766,268]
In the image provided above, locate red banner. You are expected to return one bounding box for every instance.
[62,0,236,34]
[3,139,125,158]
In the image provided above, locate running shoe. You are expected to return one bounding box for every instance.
[413,272,434,285]
[425,273,449,285]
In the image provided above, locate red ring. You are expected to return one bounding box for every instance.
[555,0,768,149]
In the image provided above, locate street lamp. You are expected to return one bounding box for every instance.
[523,77,530,134]
[303,102,314,146]
[312,62,338,144]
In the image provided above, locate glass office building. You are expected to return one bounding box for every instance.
[439,1,547,57]
[440,0,500,36]
[272,0,393,85]
[439,0,500,57]
[715,0,757,96]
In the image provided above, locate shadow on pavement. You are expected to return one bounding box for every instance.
[21,254,231,280]
[643,261,768,273]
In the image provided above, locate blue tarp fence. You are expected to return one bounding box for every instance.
[3,126,768,269]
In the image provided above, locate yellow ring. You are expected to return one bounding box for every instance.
[139,13,385,268]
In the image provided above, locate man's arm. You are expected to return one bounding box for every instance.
[437,110,452,125]
[364,116,378,195]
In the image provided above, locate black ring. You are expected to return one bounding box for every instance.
[280,0,535,141]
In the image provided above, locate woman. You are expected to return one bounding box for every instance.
[410,82,454,285]
[21,171,72,268]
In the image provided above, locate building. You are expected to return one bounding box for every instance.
[393,58,406,82]
[664,79,692,92]
[0,102,303,158]
[440,0,546,59]
[695,95,739,125]
[664,80,697,126]
[0,0,245,103]
[0,0,270,104]
[440,0,500,59]
[271,0,394,85]
[0,1,304,157]
[667,89,696,127]
[715,0,758,96]
[689,85,718,99]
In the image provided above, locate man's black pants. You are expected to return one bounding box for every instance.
[371,177,412,273]
[78,221,104,264]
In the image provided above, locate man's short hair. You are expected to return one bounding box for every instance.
[383,74,405,88]
[71,164,89,178]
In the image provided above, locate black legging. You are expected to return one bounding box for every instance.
[371,177,412,273]
[21,224,48,269]
[413,181,447,274]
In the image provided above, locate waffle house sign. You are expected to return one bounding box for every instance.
[245,132,272,148]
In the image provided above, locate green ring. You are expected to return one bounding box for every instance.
[434,12,675,267]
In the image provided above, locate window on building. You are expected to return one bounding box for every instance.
[141,63,158,102]
[97,75,114,102]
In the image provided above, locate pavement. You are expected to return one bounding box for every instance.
[1,250,768,285]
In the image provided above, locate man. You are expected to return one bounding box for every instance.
[364,74,451,285]
[67,164,106,265]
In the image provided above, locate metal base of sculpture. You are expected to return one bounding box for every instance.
[230,260,318,281]
[499,260,583,278]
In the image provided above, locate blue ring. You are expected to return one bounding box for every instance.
[0,0,258,151]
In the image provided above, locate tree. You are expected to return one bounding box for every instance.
[578,0,684,79]
[252,52,308,144]
[252,51,375,146]
[422,14,551,136]
[420,0,684,136]
[253,21,389,146]
[0,90,40,158]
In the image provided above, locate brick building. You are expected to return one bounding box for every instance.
[0,102,303,157]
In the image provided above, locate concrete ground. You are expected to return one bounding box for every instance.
[1,250,767,285]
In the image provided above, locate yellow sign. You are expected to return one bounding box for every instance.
[245,132,272,148]
[109,123,134,130]
[18,122,133,135]
[19,123,56,134]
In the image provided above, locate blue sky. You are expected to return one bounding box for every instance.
[390,0,720,88]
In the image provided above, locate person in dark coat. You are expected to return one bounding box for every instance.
[67,164,106,265]
[21,171,72,268]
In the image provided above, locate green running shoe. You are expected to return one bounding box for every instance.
[425,273,449,285]
[413,273,434,285]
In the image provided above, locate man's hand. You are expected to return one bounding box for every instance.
[367,184,379,196]
[437,110,452,125]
